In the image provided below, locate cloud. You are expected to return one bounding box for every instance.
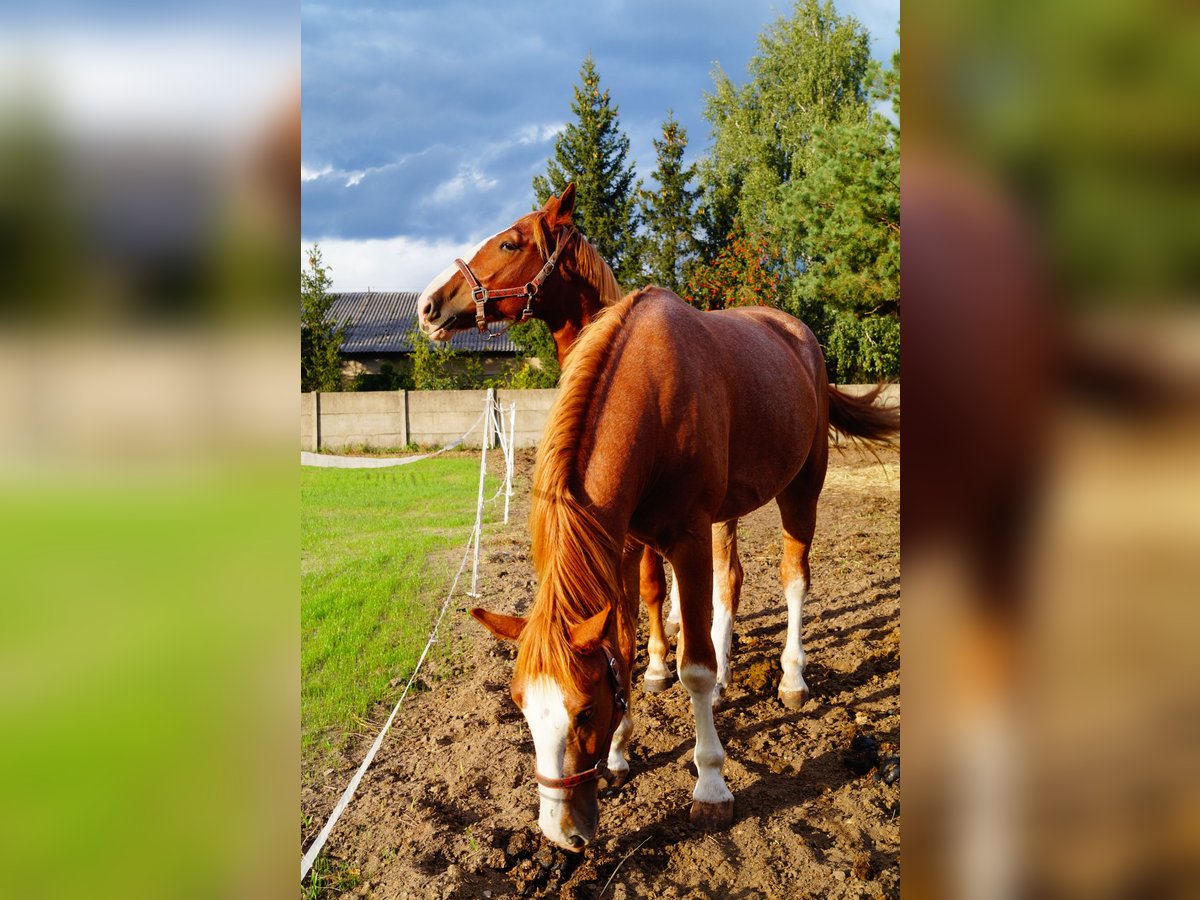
[300,164,333,182]
[302,233,490,293]
[302,1,899,246]
[427,166,498,206]
[516,122,566,145]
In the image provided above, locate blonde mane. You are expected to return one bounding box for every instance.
[532,214,624,308]
[515,292,640,685]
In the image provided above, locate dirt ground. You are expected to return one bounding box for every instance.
[302,444,899,899]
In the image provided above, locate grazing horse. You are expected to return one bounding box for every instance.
[472,288,898,848]
[418,185,769,705]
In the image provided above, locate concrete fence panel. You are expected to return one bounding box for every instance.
[494,389,560,448]
[406,389,492,449]
[317,390,408,450]
[300,392,317,452]
[302,385,898,452]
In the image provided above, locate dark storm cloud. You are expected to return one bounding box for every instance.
[302,0,898,281]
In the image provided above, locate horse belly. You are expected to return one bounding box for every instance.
[716,415,817,519]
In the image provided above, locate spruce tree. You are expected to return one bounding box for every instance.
[300,245,347,392]
[533,54,640,285]
[637,111,700,294]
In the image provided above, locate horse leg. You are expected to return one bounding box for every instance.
[670,531,735,829]
[710,520,743,709]
[775,444,828,710]
[604,542,646,788]
[664,565,681,638]
[639,544,673,693]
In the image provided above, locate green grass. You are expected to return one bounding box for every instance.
[301,455,498,771]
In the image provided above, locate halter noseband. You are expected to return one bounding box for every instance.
[454,225,577,334]
[534,646,628,792]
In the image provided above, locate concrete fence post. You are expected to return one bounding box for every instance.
[399,390,409,447]
[314,391,322,451]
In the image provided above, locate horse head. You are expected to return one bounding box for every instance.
[417,184,578,342]
[470,603,627,851]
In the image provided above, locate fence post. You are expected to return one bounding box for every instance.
[399,389,409,448]
[314,391,322,451]
[468,389,494,597]
[503,402,516,524]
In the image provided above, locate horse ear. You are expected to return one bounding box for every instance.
[568,605,611,653]
[542,182,576,226]
[471,607,527,642]
[557,182,576,220]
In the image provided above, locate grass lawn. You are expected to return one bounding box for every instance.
[301,454,499,773]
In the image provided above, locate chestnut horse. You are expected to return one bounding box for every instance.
[472,288,896,848]
[418,185,751,704]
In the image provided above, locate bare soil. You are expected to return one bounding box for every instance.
[302,444,899,899]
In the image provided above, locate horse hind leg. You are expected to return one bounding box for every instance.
[670,531,735,830]
[775,451,826,710]
[639,544,673,693]
[710,519,743,709]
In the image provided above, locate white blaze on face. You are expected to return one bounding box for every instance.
[521,676,576,846]
[416,231,501,332]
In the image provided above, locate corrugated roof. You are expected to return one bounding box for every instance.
[328,292,519,354]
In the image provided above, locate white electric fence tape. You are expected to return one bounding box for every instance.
[300,393,517,883]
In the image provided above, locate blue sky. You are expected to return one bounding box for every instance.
[302,0,899,292]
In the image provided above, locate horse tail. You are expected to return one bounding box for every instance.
[827,384,900,445]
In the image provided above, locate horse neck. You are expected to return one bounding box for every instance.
[538,245,617,365]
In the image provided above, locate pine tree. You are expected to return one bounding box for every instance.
[533,54,640,285]
[637,111,700,294]
[300,245,347,392]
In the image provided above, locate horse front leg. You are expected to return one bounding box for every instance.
[670,531,735,830]
[639,544,673,693]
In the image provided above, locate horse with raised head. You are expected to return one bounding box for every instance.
[471,287,896,848]
[418,185,897,714]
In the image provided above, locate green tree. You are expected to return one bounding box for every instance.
[533,55,641,285]
[784,46,899,381]
[300,245,347,392]
[637,111,700,294]
[701,0,871,244]
[699,0,898,380]
[503,320,561,388]
[408,326,464,390]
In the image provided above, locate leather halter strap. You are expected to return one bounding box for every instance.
[454,226,577,333]
[534,646,628,791]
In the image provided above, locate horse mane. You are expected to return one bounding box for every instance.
[516,291,640,686]
[533,213,624,308]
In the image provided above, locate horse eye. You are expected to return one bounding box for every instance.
[576,708,593,724]
[500,240,518,251]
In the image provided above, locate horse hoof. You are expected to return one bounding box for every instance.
[642,674,673,694]
[689,798,735,830]
[605,768,630,789]
[664,620,679,639]
[778,688,810,710]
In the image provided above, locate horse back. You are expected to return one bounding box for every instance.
[584,289,828,535]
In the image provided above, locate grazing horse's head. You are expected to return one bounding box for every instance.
[417,183,578,341]
[470,603,626,852]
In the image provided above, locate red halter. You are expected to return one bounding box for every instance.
[454,226,577,333]
[534,646,628,791]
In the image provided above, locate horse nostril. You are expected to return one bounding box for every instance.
[567,835,585,850]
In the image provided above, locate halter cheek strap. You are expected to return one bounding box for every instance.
[534,647,628,791]
[454,226,577,333]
